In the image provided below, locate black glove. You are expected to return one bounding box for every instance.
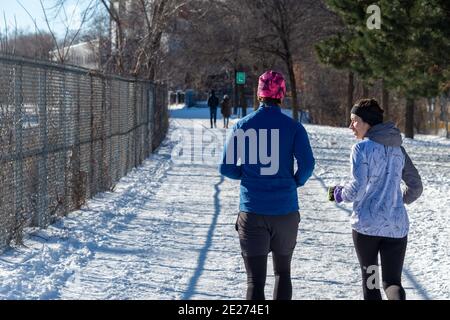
[327,186,336,201]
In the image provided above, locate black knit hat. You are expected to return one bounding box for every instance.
[351,99,384,126]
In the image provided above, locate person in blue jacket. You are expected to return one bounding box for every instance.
[219,70,315,300]
[328,98,423,300]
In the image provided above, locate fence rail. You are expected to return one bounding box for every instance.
[0,54,168,252]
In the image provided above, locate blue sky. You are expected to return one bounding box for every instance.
[0,0,87,38]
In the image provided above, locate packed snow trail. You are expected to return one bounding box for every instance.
[0,105,448,299]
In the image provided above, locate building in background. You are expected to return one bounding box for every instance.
[50,39,101,69]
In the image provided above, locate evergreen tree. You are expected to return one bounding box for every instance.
[316,0,450,138]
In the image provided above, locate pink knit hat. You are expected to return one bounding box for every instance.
[257,70,286,100]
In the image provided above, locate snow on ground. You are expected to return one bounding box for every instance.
[0,104,448,300]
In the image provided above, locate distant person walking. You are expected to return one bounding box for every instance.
[221,95,232,128]
[328,98,423,300]
[207,90,219,128]
[219,70,315,300]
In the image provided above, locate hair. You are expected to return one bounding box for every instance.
[258,97,281,105]
[354,98,384,114]
[352,98,384,126]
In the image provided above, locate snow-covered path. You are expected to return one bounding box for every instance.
[0,106,448,300]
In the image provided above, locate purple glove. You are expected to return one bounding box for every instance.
[334,186,344,203]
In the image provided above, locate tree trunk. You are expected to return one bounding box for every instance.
[382,80,389,121]
[405,98,415,139]
[286,55,299,121]
[104,0,124,74]
[441,93,450,138]
[447,103,449,139]
[362,83,369,97]
[147,65,156,82]
[143,30,164,81]
[253,84,258,111]
[240,85,247,117]
[233,68,238,115]
[346,71,354,126]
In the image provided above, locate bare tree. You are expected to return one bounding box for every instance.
[15,0,97,63]
[0,31,54,59]
[94,0,193,80]
[233,0,319,121]
[160,0,281,108]
[163,1,246,99]
[1,10,54,59]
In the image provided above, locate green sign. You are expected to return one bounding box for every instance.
[236,71,246,85]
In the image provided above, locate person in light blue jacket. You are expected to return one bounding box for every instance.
[219,70,315,300]
[328,98,423,300]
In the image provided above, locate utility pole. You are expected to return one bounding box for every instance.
[233,68,238,115]
[236,70,246,117]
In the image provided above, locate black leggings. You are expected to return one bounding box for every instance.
[352,230,407,300]
[242,253,293,300]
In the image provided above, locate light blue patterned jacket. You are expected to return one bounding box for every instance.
[341,122,423,238]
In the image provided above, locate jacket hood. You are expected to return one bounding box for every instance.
[365,121,403,147]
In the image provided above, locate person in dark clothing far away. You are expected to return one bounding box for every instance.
[328,98,423,300]
[219,70,315,300]
[207,90,219,128]
[221,95,232,128]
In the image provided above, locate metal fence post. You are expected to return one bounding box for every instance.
[72,74,82,209]
[134,81,138,167]
[13,63,24,240]
[61,72,68,216]
[118,81,122,180]
[108,78,113,189]
[36,68,49,227]
[100,76,106,190]
[89,74,95,197]
[148,85,154,154]
[125,82,130,173]
[140,83,145,161]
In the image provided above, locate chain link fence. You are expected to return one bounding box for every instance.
[0,55,168,252]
